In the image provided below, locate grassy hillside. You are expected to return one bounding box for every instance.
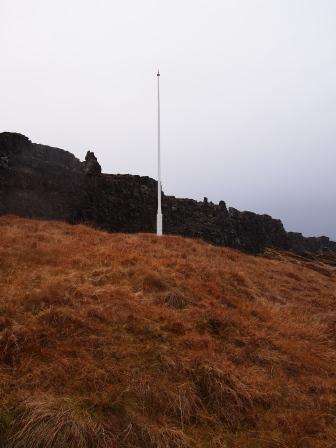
[0,216,335,448]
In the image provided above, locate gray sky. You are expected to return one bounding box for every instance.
[1,0,335,239]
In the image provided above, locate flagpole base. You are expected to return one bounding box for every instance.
[157,212,163,236]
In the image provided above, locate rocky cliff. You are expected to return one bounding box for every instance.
[0,132,335,254]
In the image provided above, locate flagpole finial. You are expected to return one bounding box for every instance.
[157,70,160,76]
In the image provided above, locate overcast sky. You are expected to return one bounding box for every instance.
[1,0,335,239]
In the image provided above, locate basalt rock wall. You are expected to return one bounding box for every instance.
[1,132,335,254]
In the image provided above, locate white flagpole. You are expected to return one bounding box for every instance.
[157,70,163,236]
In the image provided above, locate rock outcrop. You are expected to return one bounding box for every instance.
[0,132,335,254]
[82,151,101,175]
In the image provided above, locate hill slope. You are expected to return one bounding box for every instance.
[0,216,336,447]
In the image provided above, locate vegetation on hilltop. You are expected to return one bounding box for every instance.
[0,216,335,447]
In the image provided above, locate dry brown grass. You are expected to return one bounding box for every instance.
[0,215,336,447]
[7,397,116,448]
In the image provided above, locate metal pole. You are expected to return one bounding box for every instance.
[157,70,163,236]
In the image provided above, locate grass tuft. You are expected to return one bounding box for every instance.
[8,398,116,448]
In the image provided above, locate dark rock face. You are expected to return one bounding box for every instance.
[0,132,335,254]
[0,133,84,221]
